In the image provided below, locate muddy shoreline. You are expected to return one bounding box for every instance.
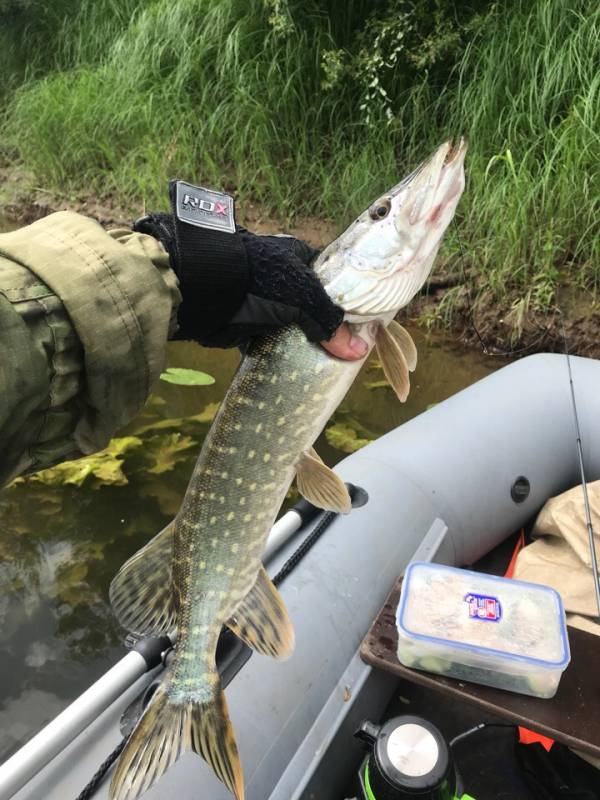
[2,167,598,359]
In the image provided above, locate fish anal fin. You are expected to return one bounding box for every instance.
[226,566,295,660]
[375,324,410,402]
[109,522,176,636]
[388,320,418,371]
[110,679,244,800]
[296,449,352,513]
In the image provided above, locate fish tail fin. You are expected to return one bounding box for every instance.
[190,679,244,800]
[110,680,244,800]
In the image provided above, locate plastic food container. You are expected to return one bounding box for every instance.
[396,562,570,699]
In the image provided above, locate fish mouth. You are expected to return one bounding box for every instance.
[432,137,468,170]
[443,137,467,165]
[394,137,467,226]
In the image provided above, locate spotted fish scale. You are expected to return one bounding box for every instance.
[109,138,467,800]
[171,326,353,689]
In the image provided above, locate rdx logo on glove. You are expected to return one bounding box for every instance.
[175,181,236,234]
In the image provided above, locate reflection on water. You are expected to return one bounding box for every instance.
[0,320,504,761]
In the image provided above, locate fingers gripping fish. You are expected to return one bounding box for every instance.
[108,139,467,800]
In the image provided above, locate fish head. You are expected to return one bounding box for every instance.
[314,138,467,322]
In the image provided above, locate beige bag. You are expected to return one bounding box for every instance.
[514,480,600,635]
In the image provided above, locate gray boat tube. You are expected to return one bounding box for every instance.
[6,353,600,800]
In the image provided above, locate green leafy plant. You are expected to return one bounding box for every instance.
[12,398,220,490]
[159,367,215,386]
[325,412,377,453]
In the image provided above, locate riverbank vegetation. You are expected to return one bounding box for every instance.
[1,0,598,347]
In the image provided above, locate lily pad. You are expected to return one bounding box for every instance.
[160,368,215,386]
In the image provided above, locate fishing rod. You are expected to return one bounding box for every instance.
[561,324,600,618]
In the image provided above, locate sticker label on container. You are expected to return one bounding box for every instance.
[464,593,502,622]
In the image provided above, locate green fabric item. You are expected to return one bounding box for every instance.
[362,761,475,799]
[0,212,180,486]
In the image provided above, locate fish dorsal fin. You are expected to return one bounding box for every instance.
[226,566,294,660]
[295,448,352,513]
[109,521,176,636]
[375,323,410,402]
[387,320,417,372]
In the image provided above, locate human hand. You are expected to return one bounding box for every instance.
[134,182,368,360]
[320,323,368,360]
[211,229,367,361]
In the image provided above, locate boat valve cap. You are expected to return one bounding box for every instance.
[510,475,530,503]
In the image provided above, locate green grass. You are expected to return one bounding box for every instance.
[442,1,600,305]
[1,0,598,319]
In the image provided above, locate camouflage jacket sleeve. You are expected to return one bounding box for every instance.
[0,211,181,486]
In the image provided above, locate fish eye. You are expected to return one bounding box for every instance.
[369,197,391,221]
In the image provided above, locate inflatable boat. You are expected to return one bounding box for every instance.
[2,352,599,800]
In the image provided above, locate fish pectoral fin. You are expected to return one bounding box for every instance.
[110,679,244,800]
[109,521,177,636]
[375,323,411,402]
[226,566,295,661]
[295,449,352,514]
[387,320,418,372]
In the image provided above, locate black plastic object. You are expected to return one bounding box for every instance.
[355,716,457,799]
[132,635,172,669]
[510,476,530,504]
[291,497,326,526]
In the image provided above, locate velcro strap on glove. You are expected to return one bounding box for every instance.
[133,182,250,341]
[167,181,250,340]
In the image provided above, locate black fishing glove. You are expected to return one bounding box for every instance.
[133,181,343,348]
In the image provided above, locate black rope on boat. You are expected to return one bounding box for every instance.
[73,496,346,798]
[74,735,129,800]
[272,510,337,587]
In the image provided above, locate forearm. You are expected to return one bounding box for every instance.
[0,212,180,485]
[0,194,360,487]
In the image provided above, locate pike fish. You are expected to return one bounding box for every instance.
[109,139,467,800]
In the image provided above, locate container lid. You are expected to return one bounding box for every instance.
[397,562,570,668]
